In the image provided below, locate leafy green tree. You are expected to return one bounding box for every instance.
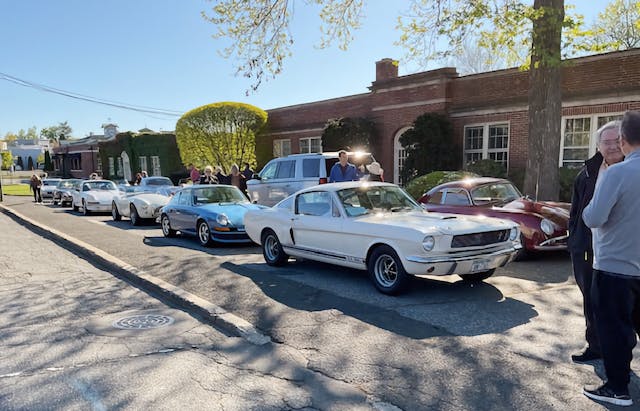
[587,0,640,51]
[204,0,613,200]
[399,113,459,185]
[41,121,73,141]
[4,132,17,143]
[176,102,267,172]
[322,117,377,152]
[36,153,45,166]
[1,152,13,170]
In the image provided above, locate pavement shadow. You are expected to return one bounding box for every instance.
[141,235,261,257]
[220,260,538,339]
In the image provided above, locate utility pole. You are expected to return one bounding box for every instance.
[0,170,4,202]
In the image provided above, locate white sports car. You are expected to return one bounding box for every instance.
[112,192,170,226]
[72,180,121,215]
[244,182,521,295]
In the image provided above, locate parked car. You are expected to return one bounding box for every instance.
[247,151,377,206]
[160,185,266,246]
[112,178,133,193]
[71,180,121,215]
[244,181,521,295]
[52,179,81,206]
[133,176,178,196]
[112,192,170,226]
[40,178,62,199]
[417,177,569,259]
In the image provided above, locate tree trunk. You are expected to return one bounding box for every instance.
[523,0,564,201]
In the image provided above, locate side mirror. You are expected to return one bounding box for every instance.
[251,173,261,180]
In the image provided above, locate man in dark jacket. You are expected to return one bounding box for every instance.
[569,120,624,363]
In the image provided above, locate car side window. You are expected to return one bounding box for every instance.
[178,191,191,205]
[260,162,278,180]
[443,189,471,206]
[296,192,332,216]
[276,160,295,179]
[428,191,444,204]
[82,183,90,192]
[302,158,320,177]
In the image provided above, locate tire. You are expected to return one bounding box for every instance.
[130,204,141,226]
[367,245,410,295]
[197,220,214,247]
[82,200,91,216]
[261,229,288,266]
[161,215,176,238]
[53,199,59,206]
[72,200,79,212]
[111,202,122,221]
[459,268,495,282]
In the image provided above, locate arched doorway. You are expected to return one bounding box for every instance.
[120,151,132,182]
[393,126,411,185]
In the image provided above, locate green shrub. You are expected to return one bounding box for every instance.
[466,159,507,178]
[404,170,479,200]
[559,166,580,202]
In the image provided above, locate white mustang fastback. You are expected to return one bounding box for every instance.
[244,182,521,295]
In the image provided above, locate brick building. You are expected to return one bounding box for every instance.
[261,49,640,184]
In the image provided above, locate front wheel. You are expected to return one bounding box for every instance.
[130,205,141,226]
[111,202,121,221]
[513,233,528,261]
[459,268,495,282]
[72,200,79,212]
[261,229,288,266]
[82,200,91,216]
[161,215,176,237]
[367,245,410,295]
[197,221,214,247]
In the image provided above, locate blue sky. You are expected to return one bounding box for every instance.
[1,1,607,138]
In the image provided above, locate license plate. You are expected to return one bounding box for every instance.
[471,259,489,273]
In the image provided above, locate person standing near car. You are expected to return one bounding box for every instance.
[199,165,219,185]
[189,163,200,184]
[329,150,358,182]
[366,162,384,182]
[29,174,42,203]
[229,164,248,196]
[581,111,640,407]
[568,120,625,364]
[242,162,254,180]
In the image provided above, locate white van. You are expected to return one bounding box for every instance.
[247,152,376,206]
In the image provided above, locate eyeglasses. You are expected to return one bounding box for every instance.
[600,138,620,147]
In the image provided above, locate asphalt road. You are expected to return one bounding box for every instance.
[3,195,640,410]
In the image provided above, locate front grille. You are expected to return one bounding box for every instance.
[451,230,509,248]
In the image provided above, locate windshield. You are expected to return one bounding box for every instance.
[337,185,421,217]
[83,181,117,191]
[42,180,60,186]
[193,186,248,205]
[57,180,78,188]
[145,177,173,186]
[470,182,522,205]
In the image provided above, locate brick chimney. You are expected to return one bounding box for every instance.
[375,58,398,82]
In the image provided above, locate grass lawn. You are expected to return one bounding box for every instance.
[1,184,32,196]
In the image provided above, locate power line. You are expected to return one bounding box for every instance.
[0,72,184,117]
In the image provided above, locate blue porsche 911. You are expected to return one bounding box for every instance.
[160,185,266,246]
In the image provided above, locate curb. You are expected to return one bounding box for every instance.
[0,203,270,345]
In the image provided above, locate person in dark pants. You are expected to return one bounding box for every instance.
[568,120,624,364]
[582,111,640,407]
[29,174,42,203]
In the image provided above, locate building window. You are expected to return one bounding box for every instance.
[273,139,291,157]
[139,156,148,173]
[116,157,124,177]
[393,126,412,185]
[463,123,509,168]
[151,156,161,176]
[299,137,322,153]
[559,113,623,167]
[597,114,623,129]
[108,157,115,176]
[71,156,81,171]
[96,156,102,174]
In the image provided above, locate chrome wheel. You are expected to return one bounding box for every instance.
[373,254,398,288]
[112,202,121,221]
[261,229,288,266]
[367,245,409,295]
[82,200,90,216]
[197,221,213,246]
[130,205,140,226]
[161,215,176,237]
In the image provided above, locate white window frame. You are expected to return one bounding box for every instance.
[108,157,115,176]
[139,156,148,173]
[273,139,291,158]
[463,122,510,169]
[559,112,624,167]
[116,157,124,177]
[393,126,412,185]
[299,137,322,154]
[151,156,161,176]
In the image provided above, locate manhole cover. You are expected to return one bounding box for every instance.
[112,314,175,330]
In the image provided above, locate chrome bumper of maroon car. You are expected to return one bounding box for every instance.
[534,233,568,250]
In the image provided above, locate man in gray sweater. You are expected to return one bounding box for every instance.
[582,110,640,407]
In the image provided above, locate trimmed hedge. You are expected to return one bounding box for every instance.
[405,170,479,200]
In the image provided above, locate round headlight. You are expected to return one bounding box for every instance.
[216,214,229,226]
[540,219,554,236]
[422,236,435,251]
[509,227,518,241]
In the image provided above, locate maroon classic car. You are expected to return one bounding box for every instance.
[418,177,569,259]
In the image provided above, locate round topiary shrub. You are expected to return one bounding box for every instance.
[404,170,479,200]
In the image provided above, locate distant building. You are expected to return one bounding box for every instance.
[52,124,118,178]
[260,49,640,184]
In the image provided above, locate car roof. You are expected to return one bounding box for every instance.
[80,179,115,184]
[297,181,396,194]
